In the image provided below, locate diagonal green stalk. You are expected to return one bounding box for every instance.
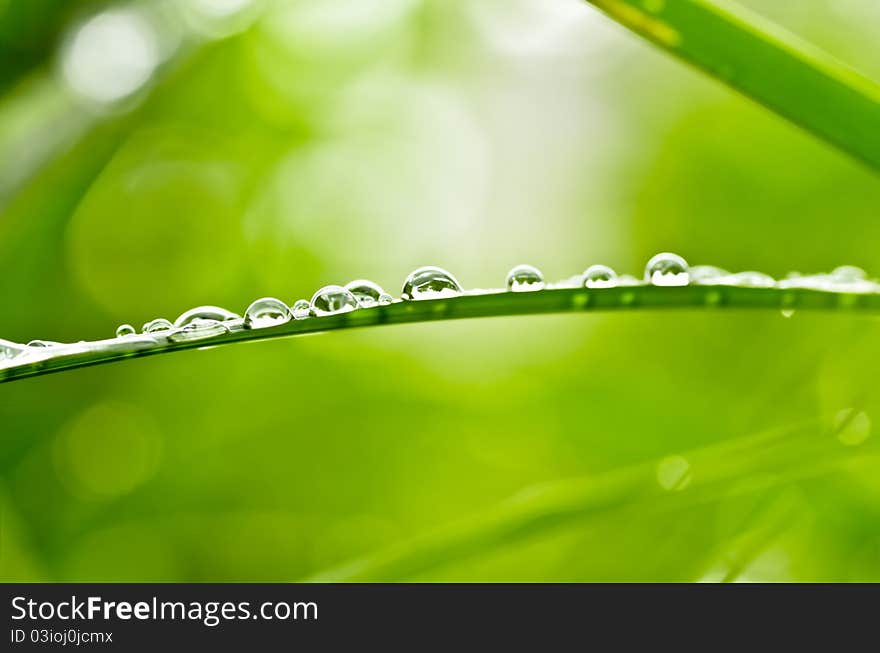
[307,416,877,582]
[2,285,878,383]
[584,0,880,169]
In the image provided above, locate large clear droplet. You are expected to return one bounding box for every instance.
[505,264,545,292]
[645,252,689,286]
[310,285,358,316]
[291,299,310,320]
[244,297,291,328]
[345,279,386,307]
[142,318,173,333]
[174,306,239,329]
[583,264,617,288]
[402,266,462,300]
[116,324,136,338]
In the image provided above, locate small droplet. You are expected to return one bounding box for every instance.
[116,324,136,338]
[656,455,692,491]
[505,264,545,292]
[402,266,462,300]
[689,265,729,284]
[583,264,617,288]
[616,274,641,286]
[378,293,394,305]
[345,279,386,307]
[291,299,310,320]
[174,306,239,329]
[830,265,866,283]
[244,297,291,328]
[781,309,795,318]
[310,285,358,316]
[142,318,173,333]
[645,252,689,286]
[730,271,775,287]
[27,340,60,348]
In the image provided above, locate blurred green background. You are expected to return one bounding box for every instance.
[2,0,880,582]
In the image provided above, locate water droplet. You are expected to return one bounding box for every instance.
[831,265,867,282]
[291,299,310,320]
[616,274,641,286]
[142,318,173,333]
[244,297,291,328]
[345,279,386,307]
[174,305,239,329]
[310,285,358,316]
[0,338,28,361]
[781,309,795,318]
[656,455,692,491]
[402,266,462,300]
[378,293,394,305]
[645,252,689,286]
[583,264,617,288]
[505,264,545,292]
[730,271,775,287]
[27,340,54,348]
[116,324,136,338]
[689,265,729,284]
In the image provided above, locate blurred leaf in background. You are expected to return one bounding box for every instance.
[1,0,880,582]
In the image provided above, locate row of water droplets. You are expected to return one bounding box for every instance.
[2,253,878,366]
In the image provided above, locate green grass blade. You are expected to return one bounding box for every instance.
[585,0,880,169]
[2,285,878,383]
[308,418,877,582]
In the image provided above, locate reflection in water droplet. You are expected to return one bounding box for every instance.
[310,285,358,316]
[142,318,173,333]
[402,266,462,300]
[244,297,291,328]
[656,455,692,491]
[0,338,28,361]
[116,324,136,338]
[704,290,722,307]
[505,264,545,292]
[645,252,689,286]
[689,265,729,284]
[174,306,239,329]
[291,299,310,320]
[583,264,617,288]
[378,293,394,305]
[345,279,386,307]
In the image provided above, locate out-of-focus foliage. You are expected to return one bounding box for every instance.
[1,0,879,581]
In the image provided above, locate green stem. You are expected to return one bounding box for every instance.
[584,0,880,169]
[2,285,877,384]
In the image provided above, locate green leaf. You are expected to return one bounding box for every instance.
[2,285,878,383]
[584,0,880,169]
